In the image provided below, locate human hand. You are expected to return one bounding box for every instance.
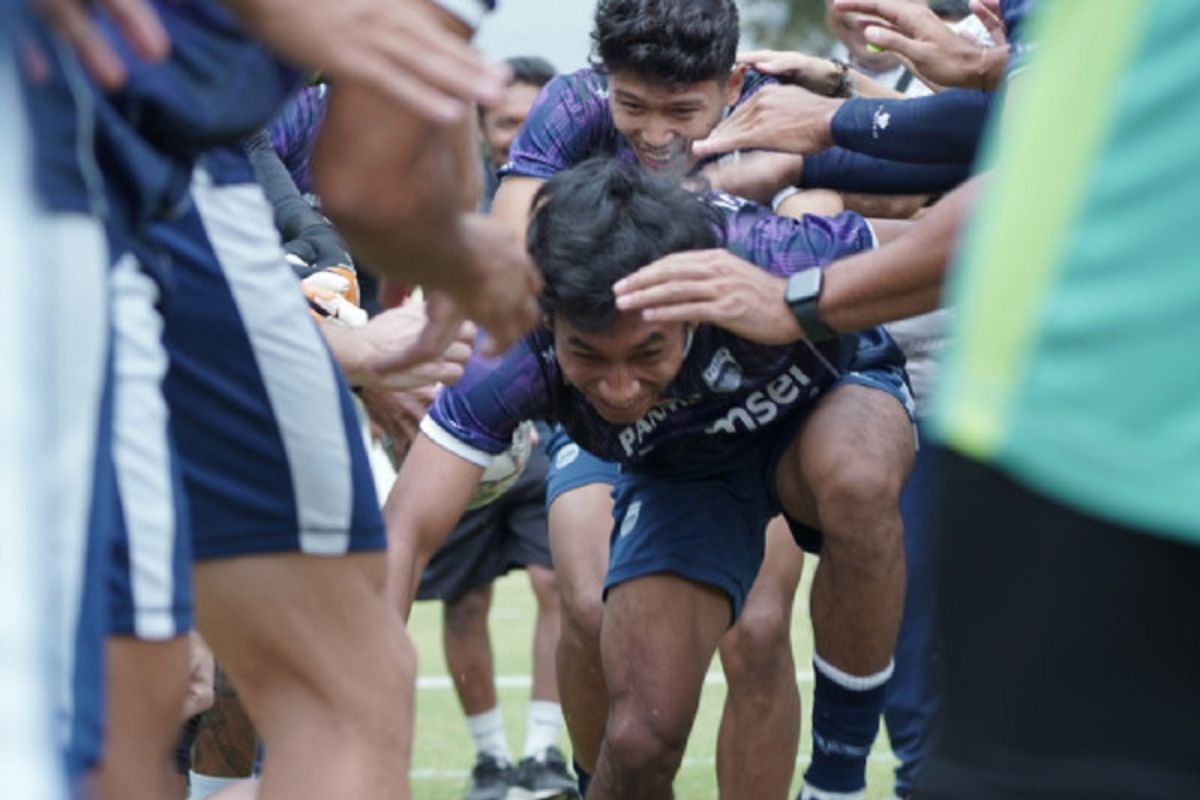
[35,0,169,89]
[222,0,509,124]
[613,249,804,345]
[738,49,844,96]
[360,383,439,462]
[350,298,475,390]
[444,213,541,356]
[181,632,214,722]
[694,84,841,159]
[702,151,806,204]
[834,0,1008,91]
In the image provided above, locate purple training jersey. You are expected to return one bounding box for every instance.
[498,67,775,182]
[267,84,330,195]
[423,195,902,471]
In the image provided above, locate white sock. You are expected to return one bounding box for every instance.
[467,706,510,761]
[188,773,243,800]
[522,700,565,758]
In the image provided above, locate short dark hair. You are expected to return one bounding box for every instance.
[528,158,723,331]
[505,55,556,89]
[591,0,740,87]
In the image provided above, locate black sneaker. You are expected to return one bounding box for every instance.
[512,746,580,799]
[465,752,515,800]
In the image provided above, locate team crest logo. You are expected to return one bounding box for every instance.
[702,347,743,393]
[555,443,581,470]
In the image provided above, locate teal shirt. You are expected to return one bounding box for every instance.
[935,1,1200,546]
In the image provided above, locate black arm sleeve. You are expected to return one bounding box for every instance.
[244,130,331,241]
[830,88,993,165]
[800,147,971,194]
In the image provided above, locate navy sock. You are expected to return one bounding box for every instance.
[573,758,591,797]
[802,655,893,795]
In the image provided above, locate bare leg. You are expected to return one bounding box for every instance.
[527,564,563,705]
[547,484,612,772]
[716,518,804,800]
[95,636,190,800]
[443,584,498,716]
[194,552,416,800]
[589,575,730,800]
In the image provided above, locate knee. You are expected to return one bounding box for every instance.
[603,704,689,783]
[814,457,906,556]
[527,566,560,610]
[444,587,490,635]
[722,605,794,689]
[559,582,604,649]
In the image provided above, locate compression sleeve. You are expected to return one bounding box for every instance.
[244,130,330,242]
[800,147,970,194]
[830,88,993,165]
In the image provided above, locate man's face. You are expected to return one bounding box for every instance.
[608,70,743,174]
[555,311,689,425]
[480,81,543,168]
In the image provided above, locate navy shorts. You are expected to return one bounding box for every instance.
[154,166,385,559]
[544,425,620,508]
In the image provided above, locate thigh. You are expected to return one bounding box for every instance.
[548,483,614,619]
[774,381,916,532]
[156,170,383,559]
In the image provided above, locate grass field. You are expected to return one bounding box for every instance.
[407,557,899,799]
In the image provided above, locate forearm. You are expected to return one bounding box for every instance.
[801,146,969,194]
[831,89,993,165]
[819,177,980,331]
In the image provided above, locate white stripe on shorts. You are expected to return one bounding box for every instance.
[189,168,354,556]
[111,255,180,640]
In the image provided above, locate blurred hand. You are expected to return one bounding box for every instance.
[694,84,841,159]
[36,0,169,89]
[222,0,509,123]
[181,633,214,722]
[834,0,1009,91]
[702,151,806,204]
[447,212,541,356]
[351,298,475,389]
[613,249,805,345]
[359,383,438,460]
[738,49,844,96]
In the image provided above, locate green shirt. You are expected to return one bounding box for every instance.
[935,1,1200,546]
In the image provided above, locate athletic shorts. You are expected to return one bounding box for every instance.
[606,361,913,621]
[416,444,552,603]
[154,166,384,559]
[544,425,620,507]
[108,256,193,640]
[918,447,1200,800]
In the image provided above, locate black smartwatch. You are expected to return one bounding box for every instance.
[785,269,838,341]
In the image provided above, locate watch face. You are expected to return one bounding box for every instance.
[787,268,822,303]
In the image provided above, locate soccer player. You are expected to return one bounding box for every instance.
[475,3,911,798]
[389,157,915,798]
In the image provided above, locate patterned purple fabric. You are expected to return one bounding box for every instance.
[266,83,329,195]
[499,67,775,181]
[427,196,896,469]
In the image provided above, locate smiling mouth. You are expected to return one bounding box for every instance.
[637,146,686,171]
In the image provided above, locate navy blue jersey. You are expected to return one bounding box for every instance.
[425,195,902,470]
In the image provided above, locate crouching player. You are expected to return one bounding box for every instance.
[387,157,915,799]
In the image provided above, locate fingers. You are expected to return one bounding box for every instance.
[693,109,756,158]
[368,294,465,376]
[612,250,729,297]
[969,0,1008,46]
[833,0,915,31]
[38,0,129,88]
[100,0,170,61]
[862,23,914,57]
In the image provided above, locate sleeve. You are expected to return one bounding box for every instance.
[422,336,553,465]
[720,199,876,277]
[244,130,330,242]
[830,88,994,165]
[266,85,327,193]
[800,147,970,194]
[497,73,610,181]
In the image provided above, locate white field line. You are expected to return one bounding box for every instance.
[417,671,816,691]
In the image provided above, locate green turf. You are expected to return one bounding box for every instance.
[408,558,900,799]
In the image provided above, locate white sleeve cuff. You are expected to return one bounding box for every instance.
[419,416,494,468]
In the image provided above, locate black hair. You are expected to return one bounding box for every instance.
[505,55,557,89]
[929,0,972,21]
[591,0,740,87]
[527,158,723,331]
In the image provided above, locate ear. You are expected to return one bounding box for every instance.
[724,66,747,107]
